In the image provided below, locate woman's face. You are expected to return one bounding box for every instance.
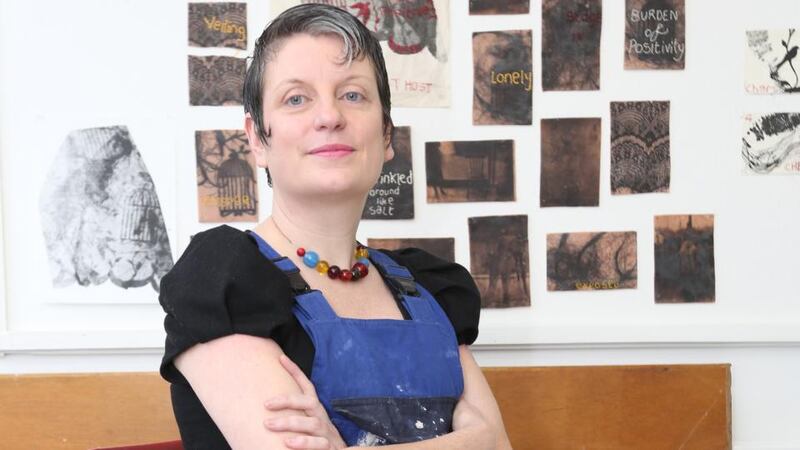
[247,33,392,199]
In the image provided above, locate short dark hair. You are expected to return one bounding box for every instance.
[243,4,393,147]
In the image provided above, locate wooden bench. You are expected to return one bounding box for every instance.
[0,364,730,450]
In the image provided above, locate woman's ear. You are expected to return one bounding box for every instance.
[244,112,269,168]
[383,125,395,162]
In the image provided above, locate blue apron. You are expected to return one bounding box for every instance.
[248,231,464,446]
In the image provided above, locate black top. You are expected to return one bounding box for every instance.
[159,225,481,449]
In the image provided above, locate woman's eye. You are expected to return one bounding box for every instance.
[286,95,305,106]
[343,91,363,102]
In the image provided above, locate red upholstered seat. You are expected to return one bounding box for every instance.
[90,440,183,450]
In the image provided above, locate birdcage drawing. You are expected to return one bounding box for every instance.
[217,149,257,217]
[120,179,161,244]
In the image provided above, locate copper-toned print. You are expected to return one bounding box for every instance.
[188,55,245,106]
[426,140,515,203]
[625,0,685,70]
[468,215,530,308]
[196,130,258,222]
[547,231,637,291]
[363,127,413,219]
[610,101,671,194]
[654,215,715,303]
[540,118,601,207]
[188,3,247,49]
[367,238,455,263]
[473,30,533,125]
[542,0,602,91]
[469,0,529,15]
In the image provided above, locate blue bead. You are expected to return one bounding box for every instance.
[303,251,319,268]
[358,257,370,267]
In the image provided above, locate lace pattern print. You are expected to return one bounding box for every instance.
[610,101,671,194]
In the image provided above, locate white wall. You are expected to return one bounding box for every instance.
[0,0,798,447]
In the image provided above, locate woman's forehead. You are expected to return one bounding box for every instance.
[266,33,374,86]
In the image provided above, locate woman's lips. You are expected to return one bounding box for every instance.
[308,144,355,158]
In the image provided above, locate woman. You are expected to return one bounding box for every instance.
[160,4,511,449]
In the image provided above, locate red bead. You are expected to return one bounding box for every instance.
[296,248,306,257]
[339,269,353,281]
[327,265,341,279]
[352,262,368,277]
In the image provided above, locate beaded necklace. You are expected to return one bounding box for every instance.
[271,219,371,282]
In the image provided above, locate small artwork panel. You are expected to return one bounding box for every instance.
[541,0,602,91]
[39,126,173,292]
[188,55,246,106]
[195,130,259,222]
[540,118,601,207]
[624,0,686,70]
[546,231,637,291]
[469,0,529,15]
[654,214,715,303]
[188,3,247,49]
[367,238,455,263]
[468,215,530,308]
[426,140,515,203]
[473,30,533,125]
[742,113,800,174]
[610,101,671,193]
[745,29,800,94]
[271,0,451,107]
[363,126,414,219]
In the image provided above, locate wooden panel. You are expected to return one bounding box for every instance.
[0,372,179,450]
[484,364,731,450]
[0,365,731,450]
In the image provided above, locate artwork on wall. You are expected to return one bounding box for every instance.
[541,0,602,91]
[610,101,671,193]
[367,237,455,262]
[540,118,601,207]
[468,215,530,308]
[469,0,529,15]
[271,0,451,107]
[363,126,414,219]
[188,55,246,106]
[39,126,173,292]
[546,231,637,291]
[195,130,258,222]
[472,30,533,125]
[188,2,247,49]
[425,140,515,203]
[654,214,715,303]
[624,0,685,70]
[745,29,800,94]
[741,113,800,174]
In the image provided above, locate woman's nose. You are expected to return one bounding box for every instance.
[313,97,346,131]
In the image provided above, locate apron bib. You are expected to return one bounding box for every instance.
[248,231,464,446]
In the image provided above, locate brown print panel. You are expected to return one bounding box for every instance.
[540,118,601,207]
[468,215,530,308]
[546,231,637,291]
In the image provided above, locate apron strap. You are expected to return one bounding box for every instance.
[246,230,310,293]
[368,250,441,324]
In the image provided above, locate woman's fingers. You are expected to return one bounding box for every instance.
[264,415,324,434]
[265,393,319,411]
[284,435,331,450]
[279,354,318,396]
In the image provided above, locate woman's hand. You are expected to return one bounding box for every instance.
[264,354,348,450]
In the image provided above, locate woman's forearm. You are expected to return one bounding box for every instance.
[345,423,496,450]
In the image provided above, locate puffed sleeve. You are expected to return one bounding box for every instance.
[159,225,295,384]
[384,248,481,345]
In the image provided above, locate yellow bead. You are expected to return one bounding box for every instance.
[356,248,369,259]
[316,260,329,274]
